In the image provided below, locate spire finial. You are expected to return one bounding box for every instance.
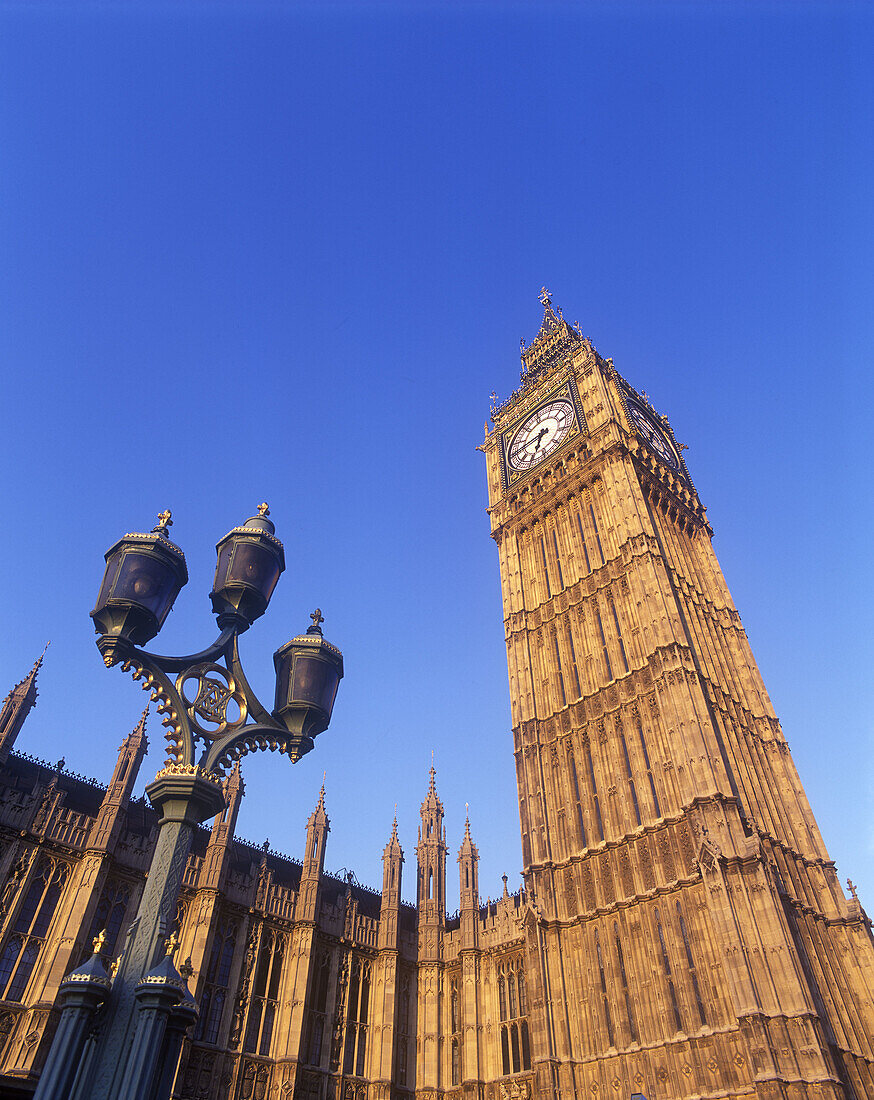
[539,286,552,307]
[164,932,179,960]
[153,510,173,537]
[308,609,324,635]
[848,878,859,901]
[257,502,270,517]
[16,645,49,692]
[93,928,107,955]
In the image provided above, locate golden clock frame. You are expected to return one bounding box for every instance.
[499,376,587,492]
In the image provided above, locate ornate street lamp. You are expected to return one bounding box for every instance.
[36,506,343,1100]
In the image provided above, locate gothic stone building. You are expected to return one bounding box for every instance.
[1,297,873,1099]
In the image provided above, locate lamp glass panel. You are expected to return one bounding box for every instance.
[112,551,177,619]
[94,556,121,612]
[228,541,281,601]
[291,655,339,716]
[214,542,234,590]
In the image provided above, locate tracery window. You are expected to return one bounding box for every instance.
[195,916,238,1045]
[342,956,370,1078]
[304,948,331,1066]
[243,928,285,1056]
[81,878,131,967]
[497,956,530,1076]
[0,857,69,1002]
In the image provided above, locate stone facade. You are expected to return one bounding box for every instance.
[0,672,533,1100]
[0,300,873,1099]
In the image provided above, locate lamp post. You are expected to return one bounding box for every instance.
[35,506,343,1100]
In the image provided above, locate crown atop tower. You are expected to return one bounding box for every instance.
[519,287,583,382]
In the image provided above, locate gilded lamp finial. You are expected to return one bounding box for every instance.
[93,928,107,955]
[154,509,173,537]
[257,502,270,517]
[164,932,179,960]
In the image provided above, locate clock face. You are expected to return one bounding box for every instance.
[508,399,576,471]
[626,402,679,469]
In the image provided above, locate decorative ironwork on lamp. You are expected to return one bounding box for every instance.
[39,505,345,1100]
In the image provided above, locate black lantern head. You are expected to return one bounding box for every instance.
[91,511,188,661]
[210,504,285,629]
[273,610,343,755]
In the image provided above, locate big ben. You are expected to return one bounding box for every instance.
[481,292,874,1099]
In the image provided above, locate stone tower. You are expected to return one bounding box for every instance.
[480,292,874,1099]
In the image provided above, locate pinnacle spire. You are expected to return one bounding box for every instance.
[383,813,403,862]
[7,644,49,702]
[134,703,149,735]
[307,778,329,831]
[421,763,443,816]
[459,806,478,858]
[225,759,244,798]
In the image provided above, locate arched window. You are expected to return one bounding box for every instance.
[343,957,371,1078]
[501,1026,510,1075]
[83,879,131,966]
[451,1038,460,1086]
[195,917,238,1045]
[510,1022,521,1073]
[498,973,507,1021]
[244,929,286,1056]
[0,858,69,1002]
[520,1019,531,1070]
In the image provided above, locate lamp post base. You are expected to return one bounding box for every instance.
[67,769,226,1100]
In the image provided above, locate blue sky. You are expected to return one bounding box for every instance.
[1,1,872,911]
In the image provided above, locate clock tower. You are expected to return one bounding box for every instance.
[481,292,874,1099]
